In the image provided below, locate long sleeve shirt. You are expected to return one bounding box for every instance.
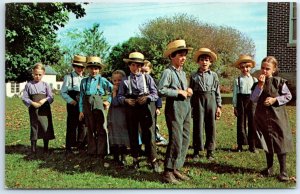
[232,75,258,107]
[189,69,222,107]
[250,82,292,106]
[79,74,113,112]
[117,72,158,105]
[60,71,84,104]
[22,80,54,107]
[158,65,188,98]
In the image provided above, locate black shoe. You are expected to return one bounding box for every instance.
[133,159,140,169]
[206,151,215,161]
[65,149,74,156]
[162,171,180,184]
[261,167,274,177]
[277,172,289,182]
[236,146,243,152]
[249,148,259,153]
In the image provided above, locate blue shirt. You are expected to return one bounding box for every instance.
[61,71,84,104]
[79,74,113,112]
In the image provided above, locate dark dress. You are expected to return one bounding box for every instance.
[253,77,293,154]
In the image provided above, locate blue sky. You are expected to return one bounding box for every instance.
[59,0,267,69]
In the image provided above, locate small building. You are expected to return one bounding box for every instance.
[6,65,63,97]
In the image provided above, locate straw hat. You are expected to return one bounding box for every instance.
[193,48,217,63]
[86,56,105,68]
[163,39,193,58]
[233,55,255,68]
[72,55,86,67]
[123,52,145,64]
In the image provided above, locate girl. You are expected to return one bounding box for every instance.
[108,70,130,166]
[22,63,55,154]
[250,56,293,182]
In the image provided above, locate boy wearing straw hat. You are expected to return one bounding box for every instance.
[118,52,160,172]
[232,55,258,153]
[190,48,222,161]
[158,39,193,184]
[61,55,87,155]
[78,56,113,160]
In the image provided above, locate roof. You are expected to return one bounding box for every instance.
[45,65,57,75]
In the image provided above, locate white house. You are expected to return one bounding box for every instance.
[6,65,63,97]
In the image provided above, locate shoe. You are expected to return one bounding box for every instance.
[236,146,243,152]
[162,171,180,184]
[206,151,215,161]
[119,159,127,167]
[156,139,168,146]
[277,172,289,182]
[249,148,259,153]
[173,169,190,181]
[151,161,162,173]
[261,167,274,177]
[133,159,140,169]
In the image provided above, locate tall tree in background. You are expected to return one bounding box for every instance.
[5,3,86,82]
[58,23,110,73]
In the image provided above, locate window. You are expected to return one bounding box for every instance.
[50,83,53,89]
[57,84,61,90]
[289,2,297,45]
[10,82,20,93]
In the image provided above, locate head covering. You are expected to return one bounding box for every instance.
[163,39,193,58]
[233,55,256,68]
[123,52,145,64]
[86,56,105,68]
[72,55,86,67]
[193,48,217,63]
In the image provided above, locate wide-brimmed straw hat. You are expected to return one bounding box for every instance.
[193,48,217,63]
[163,39,193,58]
[86,56,105,68]
[233,55,256,68]
[72,55,86,67]
[123,52,145,64]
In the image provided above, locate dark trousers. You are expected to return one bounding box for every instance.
[83,96,107,156]
[192,92,216,153]
[236,94,256,149]
[164,98,191,170]
[126,103,157,161]
[66,103,86,150]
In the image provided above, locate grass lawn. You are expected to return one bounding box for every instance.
[5,95,297,189]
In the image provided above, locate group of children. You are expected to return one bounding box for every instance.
[22,39,293,183]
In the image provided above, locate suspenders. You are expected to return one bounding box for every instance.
[84,76,102,95]
[127,74,148,95]
[238,76,255,94]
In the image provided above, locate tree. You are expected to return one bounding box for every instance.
[138,14,256,89]
[58,23,110,73]
[5,3,86,82]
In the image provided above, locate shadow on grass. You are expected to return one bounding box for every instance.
[5,144,162,184]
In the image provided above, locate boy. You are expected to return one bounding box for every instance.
[22,63,55,154]
[117,52,160,172]
[78,56,113,160]
[61,55,86,155]
[232,55,258,153]
[158,39,193,184]
[190,48,222,161]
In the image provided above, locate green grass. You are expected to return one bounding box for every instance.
[5,95,297,189]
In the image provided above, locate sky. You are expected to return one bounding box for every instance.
[56,0,268,70]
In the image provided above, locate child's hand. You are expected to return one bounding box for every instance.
[156,108,161,116]
[233,107,238,117]
[264,97,277,106]
[178,89,188,99]
[79,112,84,121]
[125,98,136,106]
[258,74,266,89]
[39,98,47,105]
[103,101,110,110]
[137,96,148,105]
[69,100,77,106]
[216,107,222,120]
[31,101,41,108]
[186,88,193,97]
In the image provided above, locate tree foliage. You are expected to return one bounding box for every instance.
[5,3,86,82]
[107,14,255,90]
[58,23,110,74]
